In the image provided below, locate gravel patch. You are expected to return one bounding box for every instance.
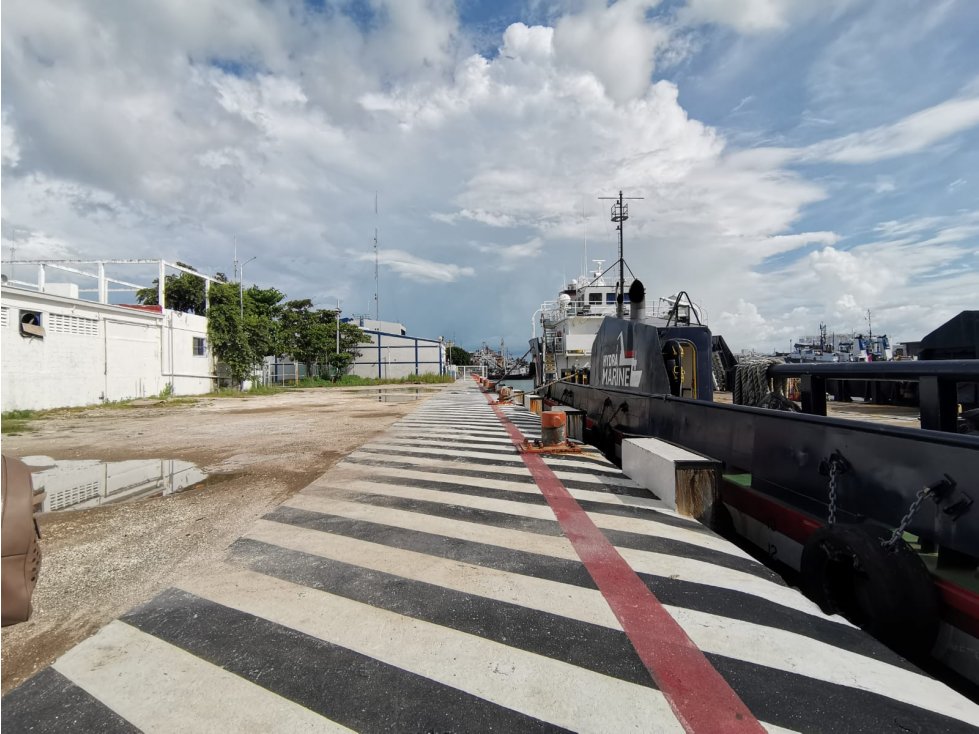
[1,385,444,692]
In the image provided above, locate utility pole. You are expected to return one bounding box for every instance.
[240,256,257,317]
[598,190,643,318]
[336,297,341,377]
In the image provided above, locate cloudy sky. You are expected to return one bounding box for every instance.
[2,0,977,353]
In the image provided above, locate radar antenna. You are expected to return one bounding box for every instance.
[598,190,643,318]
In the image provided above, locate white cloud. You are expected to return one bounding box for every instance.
[681,0,860,34]
[475,236,545,270]
[1,0,975,354]
[801,94,979,163]
[731,231,840,260]
[723,93,979,170]
[1,113,20,169]
[552,1,670,103]
[873,176,896,193]
[353,249,475,283]
[722,210,979,349]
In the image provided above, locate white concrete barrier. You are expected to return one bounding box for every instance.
[621,438,720,522]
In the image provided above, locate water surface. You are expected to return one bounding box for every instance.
[21,456,208,512]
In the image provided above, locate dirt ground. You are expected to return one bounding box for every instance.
[0,385,444,693]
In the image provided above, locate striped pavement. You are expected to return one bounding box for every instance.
[4,382,979,732]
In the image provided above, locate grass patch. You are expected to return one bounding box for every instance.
[206,384,285,398]
[1,409,36,434]
[100,399,139,410]
[2,409,35,420]
[288,373,456,388]
[162,397,199,406]
[206,373,455,395]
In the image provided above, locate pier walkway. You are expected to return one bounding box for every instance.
[4,382,979,732]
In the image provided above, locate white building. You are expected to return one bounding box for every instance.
[345,317,447,379]
[1,284,215,411]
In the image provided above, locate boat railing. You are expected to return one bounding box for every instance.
[541,300,617,324]
[768,359,979,432]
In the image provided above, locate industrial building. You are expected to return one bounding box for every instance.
[1,260,450,410]
[344,317,447,380]
[1,260,218,411]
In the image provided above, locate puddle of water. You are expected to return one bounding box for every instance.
[334,387,440,403]
[374,388,442,403]
[20,456,208,512]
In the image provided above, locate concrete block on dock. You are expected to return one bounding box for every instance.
[551,406,585,442]
[528,395,543,415]
[513,390,525,406]
[622,438,720,524]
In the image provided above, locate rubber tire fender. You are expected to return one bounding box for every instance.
[800,523,940,659]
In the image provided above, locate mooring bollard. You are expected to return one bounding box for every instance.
[540,410,567,445]
[498,385,513,401]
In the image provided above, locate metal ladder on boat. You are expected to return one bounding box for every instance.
[543,326,558,382]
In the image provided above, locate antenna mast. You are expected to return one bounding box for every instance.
[598,190,643,318]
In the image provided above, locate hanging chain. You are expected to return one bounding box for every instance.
[883,487,931,550]
[827,459,839,525]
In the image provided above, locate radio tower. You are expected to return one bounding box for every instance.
[373,192,379,323]
[598,190,643,318]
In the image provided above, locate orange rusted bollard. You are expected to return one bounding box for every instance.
[540,410,567,445]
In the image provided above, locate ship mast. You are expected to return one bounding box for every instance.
[599,190,643,318]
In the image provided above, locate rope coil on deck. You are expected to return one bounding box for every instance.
[733,358,800,412]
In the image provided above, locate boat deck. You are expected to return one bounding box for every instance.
[3,382,978,732]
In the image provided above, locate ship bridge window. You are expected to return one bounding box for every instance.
[588,293,602,304]
[604,293,630,304]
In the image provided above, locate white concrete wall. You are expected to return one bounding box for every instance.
[349,330,445,379]
[1,287,214,411]
[350,318,407,335]
[161,311,214,395]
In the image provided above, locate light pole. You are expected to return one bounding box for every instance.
[240,256,257,317]
[335,297,341,379]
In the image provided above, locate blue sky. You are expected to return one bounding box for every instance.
[2,0,978,353]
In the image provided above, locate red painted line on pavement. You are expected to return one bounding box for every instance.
[488,397,763,734]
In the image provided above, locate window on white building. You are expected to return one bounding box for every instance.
[193,337,207,356]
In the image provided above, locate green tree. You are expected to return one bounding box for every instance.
[329,321,366,378]
[281,299,363,377]
[448,346,472,365]
[136,262,208,314]
[243,285,286,359]
[206,282,255,386]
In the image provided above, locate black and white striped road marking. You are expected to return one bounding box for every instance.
[5,384,979,734]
